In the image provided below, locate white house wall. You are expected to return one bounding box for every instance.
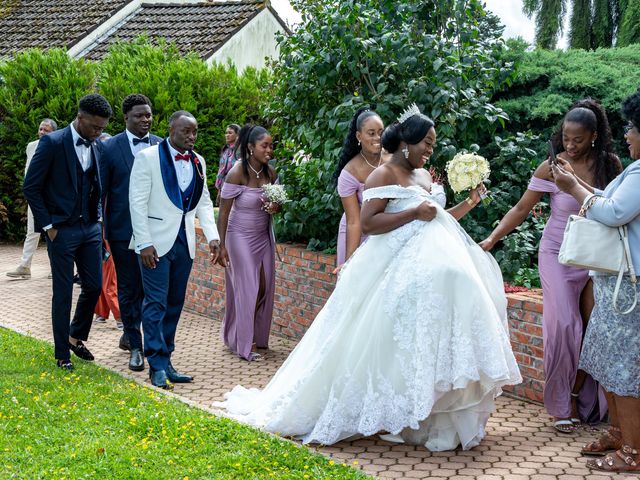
[207,9,284,72]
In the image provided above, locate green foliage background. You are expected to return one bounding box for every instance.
[0,41,268,241]
[494,42,640,165]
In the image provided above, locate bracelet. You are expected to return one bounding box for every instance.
[466,197,475,207]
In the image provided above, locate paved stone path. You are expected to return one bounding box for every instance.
[0,244,629,479]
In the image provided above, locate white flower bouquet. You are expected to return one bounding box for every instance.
[261,183,289,205]
[446,152,491,204]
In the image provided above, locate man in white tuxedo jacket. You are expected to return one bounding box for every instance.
[129,110,220,389]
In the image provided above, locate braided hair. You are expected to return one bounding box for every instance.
[332,107,381,184]
[551,98,621,189]
[237,124,275,182]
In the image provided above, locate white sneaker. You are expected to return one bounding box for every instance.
[6,266,31,279]
[94,315,106,323]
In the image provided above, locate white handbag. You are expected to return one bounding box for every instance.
[558,196,637,314]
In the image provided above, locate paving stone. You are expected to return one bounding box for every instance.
[0,244,615,479]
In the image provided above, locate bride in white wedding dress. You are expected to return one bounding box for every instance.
[215,106,522,451]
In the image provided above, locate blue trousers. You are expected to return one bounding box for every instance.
[139,238,193,371]
[46,222,102,360]
[110,240,143,350]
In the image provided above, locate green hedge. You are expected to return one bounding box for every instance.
[0,40,269,241]
[494,43,640,164]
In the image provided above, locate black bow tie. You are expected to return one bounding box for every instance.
[132,136,150,146]
[76,137,92,148]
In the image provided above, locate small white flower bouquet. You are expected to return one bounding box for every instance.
[261,183,289,205]
[446,152,491,204]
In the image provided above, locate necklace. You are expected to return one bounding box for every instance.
[360,151,381,169]
[248,162,264,178]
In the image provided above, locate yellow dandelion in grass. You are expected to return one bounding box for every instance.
[328,460,335,466]
[352,460,359,465]
[303,475,309,479]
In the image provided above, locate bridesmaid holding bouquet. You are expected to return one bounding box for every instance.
[217,125,280,361]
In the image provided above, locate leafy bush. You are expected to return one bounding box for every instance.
[270,0,516,250]
[0,40,269,241]
[495,43,640,164]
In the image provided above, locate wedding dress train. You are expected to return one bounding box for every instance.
[215,184,522,451]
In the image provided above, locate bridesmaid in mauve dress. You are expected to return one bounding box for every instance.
[333,107,385,268]
[217,125,279,361]
[480,99,621,431]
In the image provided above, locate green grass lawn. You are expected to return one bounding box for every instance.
[0,328,369,479]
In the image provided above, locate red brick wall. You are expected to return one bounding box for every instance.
[185,229,544,403]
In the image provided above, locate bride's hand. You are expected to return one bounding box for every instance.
[468,184,486,204]
[414,201,437,221]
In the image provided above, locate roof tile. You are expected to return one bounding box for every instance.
[84,1,264,60]
[0,0,131,57]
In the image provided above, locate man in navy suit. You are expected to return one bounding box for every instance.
[129,111,220,389]
[23,94,112,370]
[101,94,162,372]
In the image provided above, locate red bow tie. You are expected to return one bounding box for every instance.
[175,153,191,162]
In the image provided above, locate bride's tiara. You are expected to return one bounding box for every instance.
[397,103,421,124]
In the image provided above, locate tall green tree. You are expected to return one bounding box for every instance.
[569,0,592,49]
[525,0,628,49]
[591,0,615,47]
[523,0,566,49]
[617,0,640,45]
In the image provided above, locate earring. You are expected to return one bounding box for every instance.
[402,147,409,159]
[357,140,361,147]
[249,150,254,157]
[591,140,595,147]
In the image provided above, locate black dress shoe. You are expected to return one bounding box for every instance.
[129,348,144,372]
[166,363,193,383]
[69,341,94,361]
[119,333,131,352]
[149,369,173,389]
[56,359,74,371]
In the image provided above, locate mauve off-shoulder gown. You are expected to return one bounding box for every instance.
[528,176,606,422]
[220,183,275,360]
[336,169,368,266]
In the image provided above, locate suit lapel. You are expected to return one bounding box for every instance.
[117,133,135,172]
[189,155,204,212]
[158,140,183,210]
[62,126,78,192]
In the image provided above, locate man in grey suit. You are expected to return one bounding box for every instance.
[7,118,58,279]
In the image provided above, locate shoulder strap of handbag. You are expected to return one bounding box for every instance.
[612,225,637,315]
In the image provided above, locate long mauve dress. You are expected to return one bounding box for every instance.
[336,169,368,266]
[220,183,275,360]
[528,176,606,422]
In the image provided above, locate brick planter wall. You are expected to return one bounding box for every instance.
[185,228,544,404]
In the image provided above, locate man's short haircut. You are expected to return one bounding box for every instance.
[78,93,113,119]
[122,94,153,115]
[169,110,196,126]
[41,118,57,130]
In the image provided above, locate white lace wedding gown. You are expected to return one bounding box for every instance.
[215,184,522,451]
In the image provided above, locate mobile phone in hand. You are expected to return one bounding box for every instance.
[548,140,557,166]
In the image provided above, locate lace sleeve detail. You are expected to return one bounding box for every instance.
[363,185,415,202]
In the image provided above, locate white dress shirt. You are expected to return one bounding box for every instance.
[167,139,194,192]
[126,129,152,157]
[69,123,93,172]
